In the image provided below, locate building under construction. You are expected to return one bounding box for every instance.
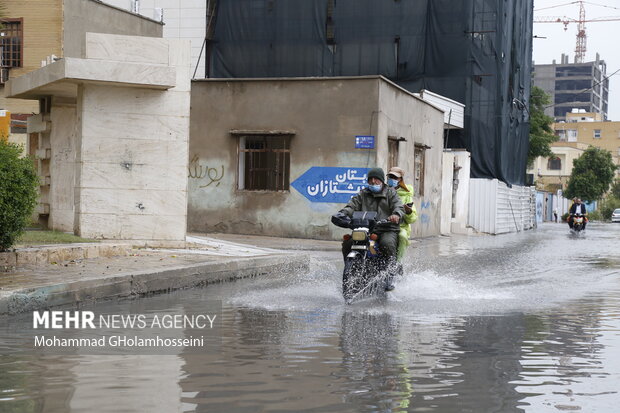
[532,53,608,121]
[205,0,534,186]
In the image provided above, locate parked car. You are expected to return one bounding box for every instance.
[612,208,620,223]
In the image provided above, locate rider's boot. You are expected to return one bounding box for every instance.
[384,257,399,291]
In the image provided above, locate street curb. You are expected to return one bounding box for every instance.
[0,254,309,315]
[1,243,136,271]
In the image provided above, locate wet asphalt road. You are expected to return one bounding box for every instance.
[1,222,619,412]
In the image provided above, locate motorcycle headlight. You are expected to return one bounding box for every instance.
[352,231,367,241]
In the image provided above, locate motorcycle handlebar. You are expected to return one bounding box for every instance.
[331,213,398,230]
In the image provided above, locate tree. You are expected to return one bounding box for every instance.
[0,140,39,251]
[563,146,617,202]
[610,178,620,199]
[528,86,557,166]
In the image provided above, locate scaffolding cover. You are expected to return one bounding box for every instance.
[209,0,533,186]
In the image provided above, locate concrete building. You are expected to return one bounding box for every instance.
[188,76,445,240]
[412,90,470,236]
[533,54,608,121]
[5,5,190,244]
[0,0,164,146]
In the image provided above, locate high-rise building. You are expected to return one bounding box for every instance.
[533,53,608,121]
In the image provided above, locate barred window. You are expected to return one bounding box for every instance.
[388,136,399,170]
[0,19,23,68]
[238,135,291,191]
[414,145,426,196]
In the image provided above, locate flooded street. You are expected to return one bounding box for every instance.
[1,223,620,412]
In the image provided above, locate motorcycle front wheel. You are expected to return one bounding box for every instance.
[343,255,365,301]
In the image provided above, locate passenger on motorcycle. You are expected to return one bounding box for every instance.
[333,167,404,290]
[568,198,587,230]
[386,167,418,262]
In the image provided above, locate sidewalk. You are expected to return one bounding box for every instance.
[0,234,315,315]
[188,233,343,252]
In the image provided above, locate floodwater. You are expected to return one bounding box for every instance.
[1,223,620,412]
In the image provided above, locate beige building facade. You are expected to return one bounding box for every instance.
[528,142,589,192]
[554,110,620,158]
[6,24,190,242]
[188,76,445,240]
[528,141,620,193]
[528,109,620,192]
[1,0,163,144]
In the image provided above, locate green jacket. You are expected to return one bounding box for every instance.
[340,185,404,232]
[396,184,417,239]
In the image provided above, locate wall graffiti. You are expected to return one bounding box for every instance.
[535,192,544,223]
[420,200,431,224]
[188,154,224,188]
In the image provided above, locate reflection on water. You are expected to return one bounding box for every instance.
[1,223,619,412]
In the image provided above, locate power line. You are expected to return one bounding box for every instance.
[535,1,580,12]
[585,1,620,11]
[535,0,620,12]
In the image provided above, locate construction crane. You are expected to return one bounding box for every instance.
[534,0,620,63]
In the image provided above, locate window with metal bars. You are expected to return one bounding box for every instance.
[414,145,426,196]
[239,135,291,191]
[0,19,23,68]
[388,137,399,170]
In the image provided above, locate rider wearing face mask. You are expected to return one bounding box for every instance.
[335,167,404,289]
[386,167,418,262]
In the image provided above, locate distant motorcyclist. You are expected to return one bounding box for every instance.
[386,167,418,262]
[333,167,404,291]
[568,198,587,230]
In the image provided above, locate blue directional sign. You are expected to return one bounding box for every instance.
[291,167,370,203]
[355,135,375,149]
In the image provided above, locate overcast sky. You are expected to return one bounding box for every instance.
[532,0,620,120]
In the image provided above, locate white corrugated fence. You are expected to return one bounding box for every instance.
[468,178,536,234]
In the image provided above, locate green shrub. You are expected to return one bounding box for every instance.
[599,197,620,221]
[588,210,602,221]
[0,141,39,251]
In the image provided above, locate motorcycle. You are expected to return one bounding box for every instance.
[332,211,401,304]
[571,213,587,233]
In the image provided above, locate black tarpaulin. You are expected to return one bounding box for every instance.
[208,0,533,186]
